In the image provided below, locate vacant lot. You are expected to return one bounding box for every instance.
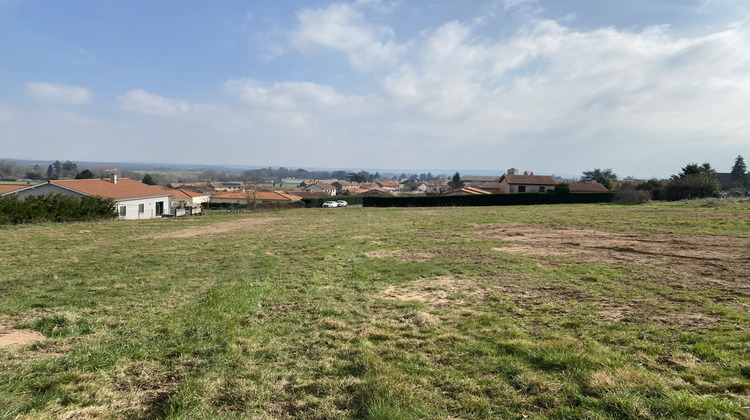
[1,201,749,419]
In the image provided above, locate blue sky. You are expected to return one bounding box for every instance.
[1,0,748,178]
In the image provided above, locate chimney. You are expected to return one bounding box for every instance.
[112,174,118,184]
[507,168,519,175]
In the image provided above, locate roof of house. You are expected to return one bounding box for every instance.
[211,191,301,201]
[376,181,400,188]
[462,175,499,182]
[0,184,30,195]
[24,178,172,200]
[286,191,331,199]
[478,181,504,190]
[359,188,395,196]
[567,182,610,193]
[499,174,558,186]
[455,186,492,195]
[158,186,208,199]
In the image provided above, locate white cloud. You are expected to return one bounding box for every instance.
[291,2,405,71]
[25,82,92,104]
[117,89,192,117]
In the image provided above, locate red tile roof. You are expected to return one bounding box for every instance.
[568,182,610,193]
[158,186,208,199]
[0,184,30,194]
[499,174,558,185]
[456,186,492,195]
[50,178,171,200]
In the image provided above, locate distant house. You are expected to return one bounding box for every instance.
[210,190,302,205]
[159,187,209,215]
[497,168,558,193]
[358,188,395,197]
[567,182,610,193]
[299,183,337,196]
[287,191,331,199]
[5,176,171,220]
[461,175,499,187]
[376,180,400,191]
[331,181,359,194]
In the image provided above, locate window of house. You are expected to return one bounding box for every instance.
[518,186,526,192]
[539,186,545,192]
[138,204,145,213]
[119,206,126,216]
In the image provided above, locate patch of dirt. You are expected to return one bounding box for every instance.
[480,223,750,296]
[151,217,281,239]
[402,209,440,215]
[0,327,45,348]
[365,249,434,262]
[376,276,489,309]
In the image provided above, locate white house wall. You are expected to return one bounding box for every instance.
[116,197,170,220]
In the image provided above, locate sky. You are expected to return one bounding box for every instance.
[1,0,749,178]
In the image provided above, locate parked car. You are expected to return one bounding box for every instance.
[336,200,348,207]
[322,201,339,208]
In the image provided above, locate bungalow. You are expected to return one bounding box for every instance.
[299,183,337,196]
[5,176,171,220]
[159,187,210,215]
[497,168,558,193]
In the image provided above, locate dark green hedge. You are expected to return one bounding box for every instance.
[362,193,614,207]
[301,196,364,208]
[0,194,117,225]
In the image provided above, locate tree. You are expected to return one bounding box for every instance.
[731,155,747,186]
[553,183,570,194]
[142,174,156,185]
[75,169,96,179]
[347,172,367,183]
[448,172,465,191]
[665,163,721,200]
[581,168,617,182]
[596,175,615,191]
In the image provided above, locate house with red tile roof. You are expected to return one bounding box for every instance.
[497,169,558,193]
[448,186,492,196]
[158,186,210,215]
[6,176,172,219]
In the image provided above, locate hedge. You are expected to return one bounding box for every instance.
[362,192,614,208]
[203,201,305,211]
[0,194,117,225]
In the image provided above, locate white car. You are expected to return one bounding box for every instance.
[336,200,348,207]
[322,201,339,208]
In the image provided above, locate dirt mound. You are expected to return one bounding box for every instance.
[152,217,281,239]
[0,328,45,348]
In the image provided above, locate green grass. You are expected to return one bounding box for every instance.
[1,202,749,419]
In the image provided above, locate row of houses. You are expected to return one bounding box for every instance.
[0,168,609,220]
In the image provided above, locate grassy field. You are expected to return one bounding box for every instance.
[0,201,749,419]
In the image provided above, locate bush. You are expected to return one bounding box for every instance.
[664,173,721,201]
[0,193,117,225]
[613,189,651,204]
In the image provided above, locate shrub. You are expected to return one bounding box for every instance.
[613,189,651,204]
[0,193,117,224]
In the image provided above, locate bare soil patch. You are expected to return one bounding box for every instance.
[365,249,434,262]
[152,217,281,239]
[402,209,440,215]
[377,276,489,309]
[480,223,750,296]
[0,327,45,348]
